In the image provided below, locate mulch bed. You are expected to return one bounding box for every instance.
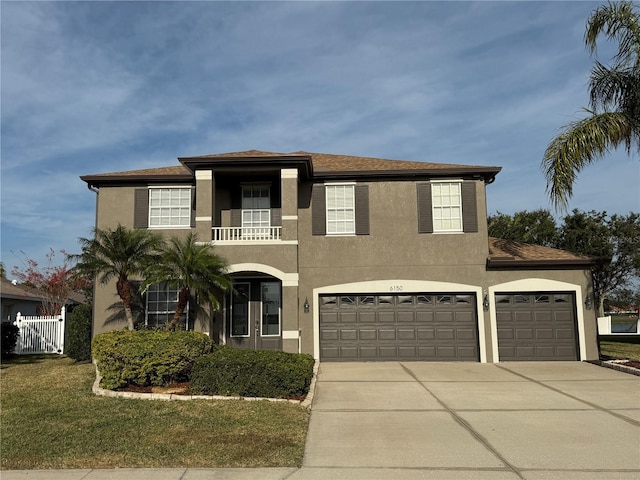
[116,382,307,401]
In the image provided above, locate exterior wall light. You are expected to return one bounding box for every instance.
[482,291,490,311]
[304,297,310,314]
[585,295,593,310]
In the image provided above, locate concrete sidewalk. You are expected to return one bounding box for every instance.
[3,362,640,480]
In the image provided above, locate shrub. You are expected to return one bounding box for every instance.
[92,330,214,389]
[65,305,92,361]
[1,322,19,358]
[190,347,315,399]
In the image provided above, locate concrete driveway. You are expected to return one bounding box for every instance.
[302,361,640,479]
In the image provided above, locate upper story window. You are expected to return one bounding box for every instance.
[431,182,462,233]
[242,185,270,228]
[312,183,369,236]
[326,184,355,235]
[417,181,478,234]
[148,188,192,228]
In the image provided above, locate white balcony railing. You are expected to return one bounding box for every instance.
[212,226,281,242]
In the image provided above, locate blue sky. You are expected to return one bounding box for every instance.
[2,1,639,270]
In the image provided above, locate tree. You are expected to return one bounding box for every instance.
[71,225,163,331]
[0,262,6,278]
[558,210,640,316]
[11,249,83,315]
[487,209,558,247]
[141,233,232,331]
[542,1,640,210]
[488,209,640,317]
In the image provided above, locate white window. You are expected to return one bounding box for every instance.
[326,184,355,235]
[431,182,463,232]
[145,282,188,329]
[242,185,270,236]
[149,188,191,227]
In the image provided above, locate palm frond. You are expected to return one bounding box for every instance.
[542,110,633,210]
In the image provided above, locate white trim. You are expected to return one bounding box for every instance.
[195,216,212,222]
[228,263,299,286]
[323,181,357,186]
[282,215,298,221]
[282,330,300,340]
[281,169,298,179]
[487,279,587,362]
[195,170,212,180]
[430,178,463,183]
[148,185,193,189]
[214,240,298,246]
[312,279,486,363]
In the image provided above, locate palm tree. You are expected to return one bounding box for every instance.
[71,225,163,330]
[141,233,232,331]
[542,0,640,210]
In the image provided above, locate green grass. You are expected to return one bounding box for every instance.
[599,338,640,361]
[0,356,309,470]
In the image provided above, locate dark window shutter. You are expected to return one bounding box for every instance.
[312,184,326,236]
[461,182,478,233]
[191,188,196,228]
[271,208,282,226]
[417,183,433,233]
[355,185,369,235]
[134,189,149,229]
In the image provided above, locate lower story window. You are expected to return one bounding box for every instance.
[145,282,188,329]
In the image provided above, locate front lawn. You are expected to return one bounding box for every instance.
[599,338,640,361]
[0,356,309,470]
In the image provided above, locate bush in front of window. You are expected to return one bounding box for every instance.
[190,346,315,400]
[92,330,213,390]
[1,322,19,358]
[65,305,93,362]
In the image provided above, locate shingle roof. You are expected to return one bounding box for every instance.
[1,277,87,305]
[82,150,501,184]
[487,237,595,268]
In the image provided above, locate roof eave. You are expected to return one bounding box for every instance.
[178,155,314,179]
[314,166,501,183]
[486,258,597,270]
[80,174,193,187]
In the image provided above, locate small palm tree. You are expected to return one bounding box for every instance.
[542,0,640,210]
[141,233,232,331]
[71,225,163,330]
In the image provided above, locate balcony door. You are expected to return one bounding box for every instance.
[242,185,270,239]
[227,280,282,351]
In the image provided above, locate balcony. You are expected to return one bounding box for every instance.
[212,226,282,242]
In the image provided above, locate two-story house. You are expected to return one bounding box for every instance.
[81,150,598,363]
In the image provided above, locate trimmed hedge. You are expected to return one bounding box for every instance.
[190,346,315,399]
[65,305,92,362]
[1,322,19,358]
[92,330,214,390]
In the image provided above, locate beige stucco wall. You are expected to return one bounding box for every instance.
[89,175,598,362]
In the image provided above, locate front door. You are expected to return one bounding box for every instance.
[227,280,282,351]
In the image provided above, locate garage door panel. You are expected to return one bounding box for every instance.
[496,292,578,361]
[416,311,434,323]
[358,311,376,323]
[397,311,415,322]
[321,328,339,340]
[320,292,479,361]
[398,328,416,340]
[379,312,395,323]
[340,329,357,340]
[359,329,377,340]
[417,328,435,340]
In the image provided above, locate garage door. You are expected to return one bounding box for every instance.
[319,293,479,361]
[495,292,578,361]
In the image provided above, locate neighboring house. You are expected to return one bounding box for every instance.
[81,150,598,363]
[0,277,85,321]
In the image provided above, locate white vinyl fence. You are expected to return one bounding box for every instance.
[598,315,640,335]
[14,307,65,354]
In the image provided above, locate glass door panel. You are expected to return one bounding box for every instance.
[231,283,250,337]
[261,282,280,336]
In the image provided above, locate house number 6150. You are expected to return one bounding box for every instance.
[390,285,403,292]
